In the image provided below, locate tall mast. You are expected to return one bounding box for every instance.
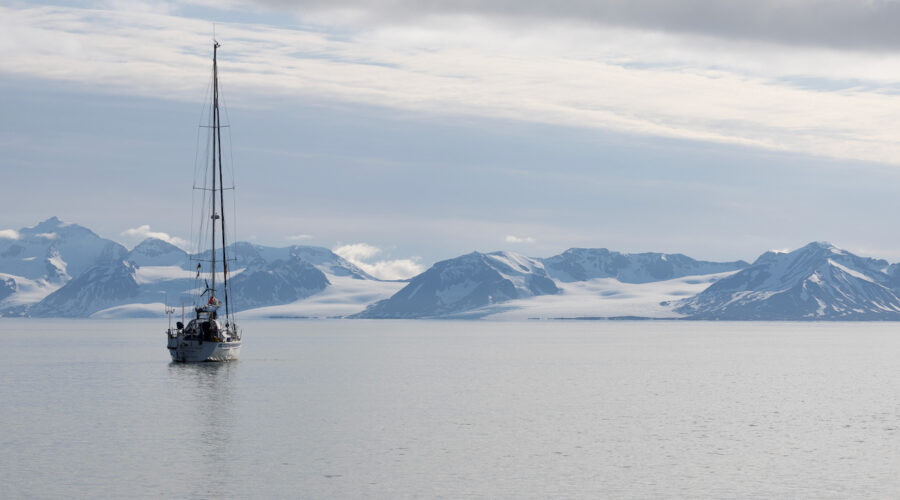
[215,43,231,321]
[210,41,219,300]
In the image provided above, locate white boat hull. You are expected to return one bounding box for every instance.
[168,336,241,362]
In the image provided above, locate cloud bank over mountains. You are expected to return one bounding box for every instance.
[333,242,423,281]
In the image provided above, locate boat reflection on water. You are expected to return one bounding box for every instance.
[165,360,239,496]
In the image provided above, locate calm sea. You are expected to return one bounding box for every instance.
[3,319,900,499]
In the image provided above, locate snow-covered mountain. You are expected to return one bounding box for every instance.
[224,245,401,317]
[126,238,188,267]
[0,216,127,281]
[20,234,391,318]
[541,248,747,283]
[229,256,330,309]
[0,217,127,314]
[30,261,140,317]
[676,242,900,320]
[354,251,560,318]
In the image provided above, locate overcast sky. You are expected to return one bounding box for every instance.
[3,0,900,277]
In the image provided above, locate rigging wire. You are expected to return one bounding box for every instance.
[220,84,239,324]
[190,60,218,308]
[190,60,215,308]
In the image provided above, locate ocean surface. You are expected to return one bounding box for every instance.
[3,319,900,499]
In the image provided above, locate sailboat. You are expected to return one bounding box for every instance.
[166,40,241,362]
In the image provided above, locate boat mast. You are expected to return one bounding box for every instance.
[214,41,231,322]
[209,41,219,305]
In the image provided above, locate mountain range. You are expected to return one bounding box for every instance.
[0,217,397,319]
[4,217,900,320]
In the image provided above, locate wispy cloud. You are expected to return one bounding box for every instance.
[0,229,20,240]
[333,242,423,280]
[4,3,900,165]
[286,234,314,241]
[121,225,189,249]
[505,235,535,244]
